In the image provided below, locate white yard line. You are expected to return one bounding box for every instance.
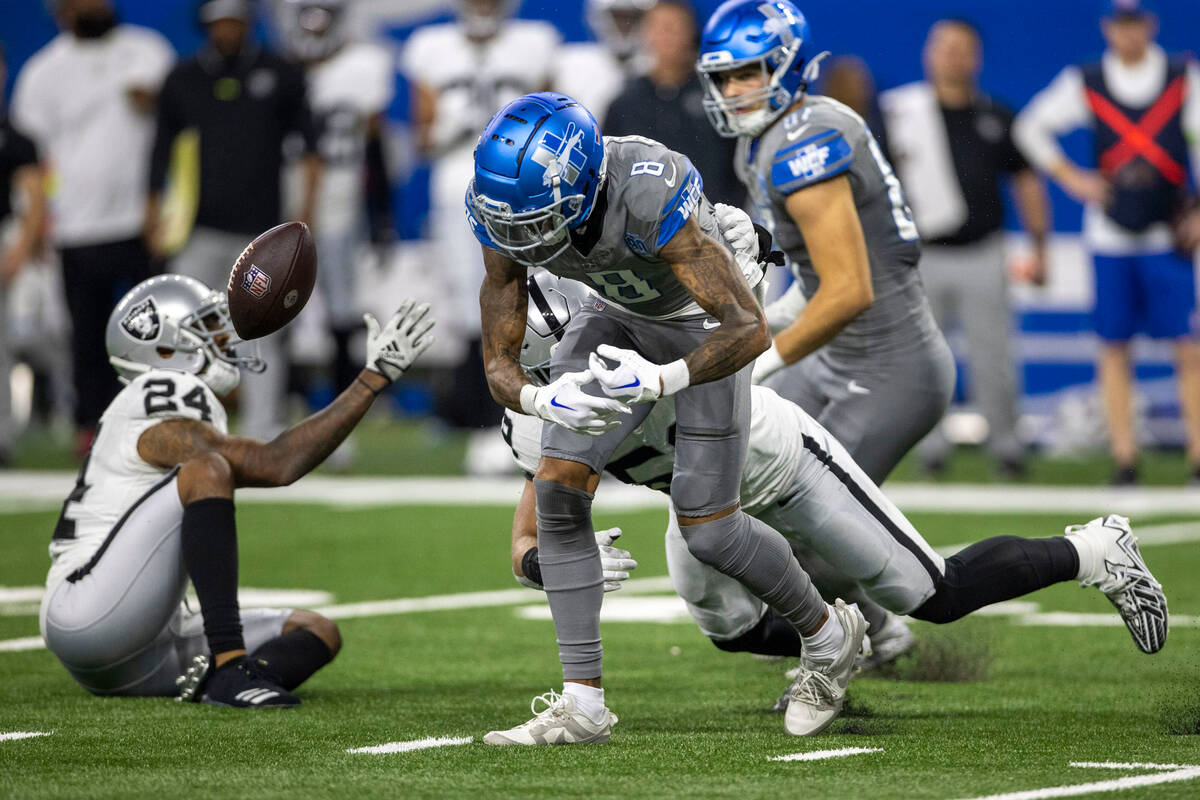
[2,473,1200,514]
[769,747,883,762]
[346,736,472,754]
[0,731,52,742]
[951,763,1200,800]
[0,637,45,653]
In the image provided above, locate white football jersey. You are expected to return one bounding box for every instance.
[304,42,395,234]
[402,20,561,157]
[501,385,810,515]
[48,370,227,587]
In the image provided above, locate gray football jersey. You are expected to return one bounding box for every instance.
[736,97,938,355]
[474,135,727,318]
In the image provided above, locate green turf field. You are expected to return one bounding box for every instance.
[2,501,1198,799]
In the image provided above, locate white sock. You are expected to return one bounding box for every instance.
[562,682,607,724]
[800,603,846,667]
[1064,532,1099,583]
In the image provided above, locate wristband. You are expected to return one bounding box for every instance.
[521,546,543,587]
[355,375,383,396]
[659,359,690,397]
[519,383,539,416]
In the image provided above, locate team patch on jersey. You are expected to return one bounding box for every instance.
[241,265,272,299]
[625,233,651,258]
[120,298,160,342]
[770,129,853,194]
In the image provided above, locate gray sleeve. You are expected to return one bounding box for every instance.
[614,139,705,254]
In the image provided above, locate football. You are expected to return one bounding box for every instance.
[226,221,317,340]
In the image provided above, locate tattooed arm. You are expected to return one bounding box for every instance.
[480,246,533,410]
[660,214,770,385]
[137,369,389,487]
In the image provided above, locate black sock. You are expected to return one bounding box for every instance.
[250,629,334,690]
[913,536,1079,624]
[712,609,804,658]
[181,498,244,655]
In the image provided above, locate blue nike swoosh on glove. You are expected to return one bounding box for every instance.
[613,377,640,389]
[550,396,575,411]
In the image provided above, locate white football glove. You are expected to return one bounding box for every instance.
[520,370,630,436]
[714,202,758,259]
[364,300,436,383]
[595,527,638,592]
[750,341,787,384]
[588,344,691,404]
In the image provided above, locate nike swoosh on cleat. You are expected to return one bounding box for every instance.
[550,397,575,411]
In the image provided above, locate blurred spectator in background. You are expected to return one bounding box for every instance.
[555,0,655,123]
[275,0,393,431]
[403,0,559,474]
[11,0,173,456]
[604,0,739,204]
[0,44,47,466]
[1014,0,1200,485]
[881,18,1050,478]
[820,55,888,151]
[146,0,320,440]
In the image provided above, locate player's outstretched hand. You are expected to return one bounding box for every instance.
[595,527,637,592]
[589,344,690,404]
[521,370,630,435]
[364,299,436,383]
[714,202,758,260]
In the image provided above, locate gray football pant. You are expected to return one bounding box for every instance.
[170,226,287,440]
[40,475,290,696]
[917,235,1023,464]
[764,332,955,485]
[539,304,827,679]
[667,413,945,641]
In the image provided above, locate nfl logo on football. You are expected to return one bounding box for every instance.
[242,265,271,299]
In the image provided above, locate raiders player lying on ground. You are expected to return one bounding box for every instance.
[504,269,1169,708]
[41,275,433,707]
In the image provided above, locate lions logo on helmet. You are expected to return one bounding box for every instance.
[696,0,829,138]
[467,92,608,266]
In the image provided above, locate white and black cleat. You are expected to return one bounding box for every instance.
[179,655,300,708]
[1066,514,1168,654]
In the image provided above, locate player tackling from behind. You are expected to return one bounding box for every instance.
[469,91,864,744]
[41,274,433,707]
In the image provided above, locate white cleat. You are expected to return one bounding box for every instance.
[482,690,617,746]
[1065,514,1168,654]
[783,599,867,736]
[858,613,915,672]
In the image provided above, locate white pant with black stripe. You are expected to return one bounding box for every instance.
[40,475,289,696]
[666,413,945,641]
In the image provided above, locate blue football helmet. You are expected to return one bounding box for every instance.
[696,0,828,138]
[467,92,608,266]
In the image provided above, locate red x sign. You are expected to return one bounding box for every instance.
[1086,74,1188,186]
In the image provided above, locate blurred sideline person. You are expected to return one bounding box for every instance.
[146,0,321,441]
[404,0,559,475]
[605,0,740,204]
[554,0,655,124]
[0,44,46,466]
[275,0,394,462]
[42,273,434,704]
[881,19,1051,478]
[819,55,886,151]
[505,271,1169,699]
[11,0,174,455]
[697,0,954,486]
[1015,0,1200,485]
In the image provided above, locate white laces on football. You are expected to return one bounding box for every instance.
[787,668,837,710]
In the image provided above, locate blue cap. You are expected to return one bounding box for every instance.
[1105,0,1154,19]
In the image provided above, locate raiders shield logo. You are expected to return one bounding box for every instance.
[121,297,160,341]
